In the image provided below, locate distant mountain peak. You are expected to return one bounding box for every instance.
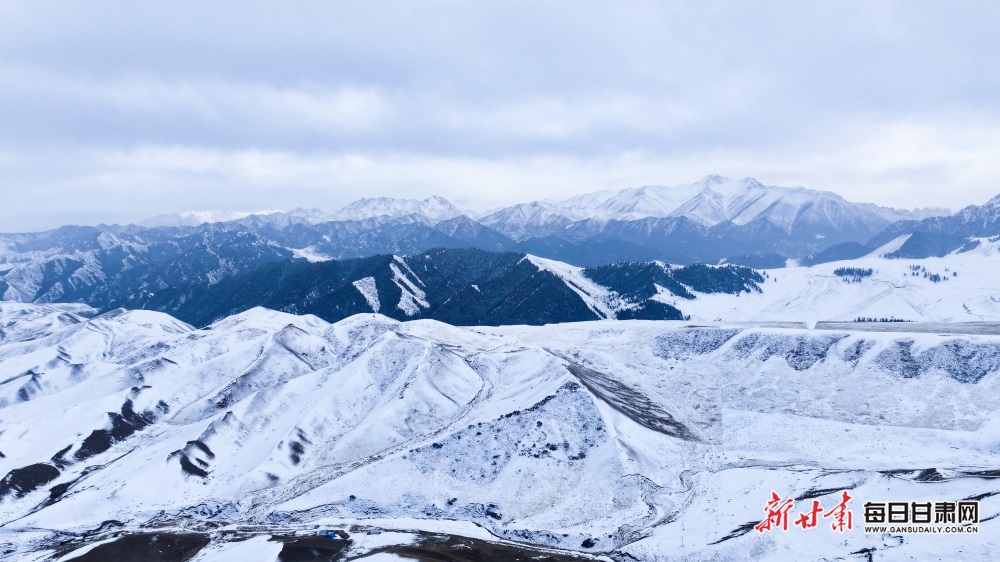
[475,176,951,243]
[138,209,283,228]
[691,175,768,198]
[328,195,465,222]
[699,174,732,186]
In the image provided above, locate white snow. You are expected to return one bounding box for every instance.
[187,535,283,562]
[1,304,998,560]
[327,196,466,223]
[290,246,333,262]
[392,255,425,286]
[670,239,1000,323]
[57,536,120,561]
[869,233,912,256]
[389,258,428,316]
[478,175,948,239]
[352,277,381,313]
[139,210,283,227]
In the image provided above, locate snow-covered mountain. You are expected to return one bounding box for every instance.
[863,191,1000,259]
[0,227,292,305]
[325,195,466,222]
[114,177,957,267]
[479,175,947,241]
[6,233,1000,329]
[0,245,769,328]
[139,210,286,228]
[130,178,950,236]
[669,175,944,228]
[1,303,997,560]
[3,181,997,561]
[142,196,466,229]
[452,175,956,263]
[0,218,517,309]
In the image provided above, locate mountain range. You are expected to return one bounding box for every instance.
[476,175,942,238]
[0,239,765,327]
[116,175,951,266]
[5,175,1000,329]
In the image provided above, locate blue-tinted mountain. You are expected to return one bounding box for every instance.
[2,241,765,327]
[0,178,967,293]
[720,253,788,269]
[863,193,1000,259]
[800,242,872,266]
[0,217,517,306]
[117,177,948,267]
[476,176,946,264]
[240,215,514,260]
[132,248,761,327]
[0,226,291,306]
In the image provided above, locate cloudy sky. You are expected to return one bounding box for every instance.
[1,1,998,231]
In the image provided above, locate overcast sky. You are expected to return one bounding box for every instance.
[1,1,999,231]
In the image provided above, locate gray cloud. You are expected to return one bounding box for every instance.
[1,0,999,231]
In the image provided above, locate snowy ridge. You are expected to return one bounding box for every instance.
[137,196,465,229]
[0,305,997,560]
[326,196,465,223]
[139,210,283,227]
[525,254,626,319]
[0,228,293,313]
[0,251,107,303]
[478,175,949,240]
[118,176,951,236]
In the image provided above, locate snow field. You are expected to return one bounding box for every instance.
[0,305,997,560]
[670,237,1000,322]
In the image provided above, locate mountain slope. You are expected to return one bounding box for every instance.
[0,220,517,308]
[0,227,292,307]
[0,304,997,560]
[8,229,1000,328]
[864,193,1000,259]
[131,249,759,326]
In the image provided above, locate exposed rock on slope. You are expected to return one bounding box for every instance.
[1,303,998,560]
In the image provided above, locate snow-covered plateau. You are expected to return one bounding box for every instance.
[0,302,997,560]
[674,236,1000,324]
